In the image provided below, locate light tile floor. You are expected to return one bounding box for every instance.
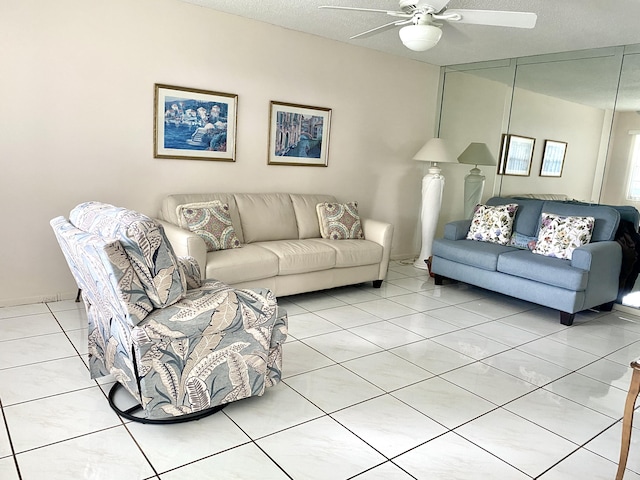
[2,261,640,479]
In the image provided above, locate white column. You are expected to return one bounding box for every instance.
[463,167,486,219]
[414,165,445,270]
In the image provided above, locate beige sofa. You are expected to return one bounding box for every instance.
[157,193,394,296]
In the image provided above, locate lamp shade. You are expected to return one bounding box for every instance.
[399,24,442,52]
[413,138,456,164]
[457,142,497,166]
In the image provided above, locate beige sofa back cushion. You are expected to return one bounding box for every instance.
[291,194,337,239]
[235,193,298,243]
[160,193,245,243]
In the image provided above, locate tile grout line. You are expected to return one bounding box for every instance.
[0,396,23,480]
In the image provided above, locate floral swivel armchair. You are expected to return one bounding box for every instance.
[50,202,287,423]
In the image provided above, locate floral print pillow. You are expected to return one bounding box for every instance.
[532,213,595,260]
[466,203,518,245]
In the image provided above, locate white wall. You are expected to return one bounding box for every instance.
[0,0,440,306]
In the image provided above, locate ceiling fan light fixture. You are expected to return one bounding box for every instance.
[398,24,442,51]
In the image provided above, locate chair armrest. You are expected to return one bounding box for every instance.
[444,220,472,240]
[156,219,207,279]
[362,218,394,281]
[177,256,202,289]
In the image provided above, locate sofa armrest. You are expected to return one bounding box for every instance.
[444,220,472,240]
[571,240,622,308]
[362,218,394,281]
[571,241,621,271]
[156,219,208,279]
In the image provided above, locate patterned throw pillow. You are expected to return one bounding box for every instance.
[509,232,538,250]
[466,203,518,245]
[180,201,241,252]
[316,202,365,240]
[532,213,594,260]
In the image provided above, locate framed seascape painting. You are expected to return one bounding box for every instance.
[540,140,567,177]
[268,101,331,166]
[154,84,237,161]
[498,134,536,176]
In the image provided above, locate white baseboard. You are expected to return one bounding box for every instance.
[0,290,78,308]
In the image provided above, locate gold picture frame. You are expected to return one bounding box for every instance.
[267,101,331,167]
[154,84,237,161]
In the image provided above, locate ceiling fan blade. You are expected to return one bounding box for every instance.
[318,6,407,17]
[445,9,537,29]
[415,0,452,13]
[350,19,412,39]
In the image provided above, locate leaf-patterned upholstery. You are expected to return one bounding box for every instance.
[50,202,287,421]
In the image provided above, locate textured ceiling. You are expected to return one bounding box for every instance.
[179,0,640,66]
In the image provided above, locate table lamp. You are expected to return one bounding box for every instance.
[413,137,456,270]
[457,142,497,219]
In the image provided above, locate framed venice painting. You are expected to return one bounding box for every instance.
[268,101,331,166]
[154,84,237,161]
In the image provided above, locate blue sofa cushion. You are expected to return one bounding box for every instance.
[497,249,588,290]
[433,239,515,271]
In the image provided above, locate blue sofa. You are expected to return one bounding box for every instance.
[431,197,623,325]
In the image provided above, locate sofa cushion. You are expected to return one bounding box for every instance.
[316,202,365,240]
[180,201,241,252]
[235,193,299,243]
[497,249,589,291]
[290,194,337,239]
[532,213,594,260]
[257,240,336,275]
[433,238,516,271]
[466,203,518,245]
[310,238,383,267]
[204,244,279,284]
[70,202,185,309]
[487,197,544,237]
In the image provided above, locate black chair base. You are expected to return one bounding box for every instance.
[108,382,225,424]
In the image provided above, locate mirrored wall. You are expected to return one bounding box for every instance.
[437,44,640,308]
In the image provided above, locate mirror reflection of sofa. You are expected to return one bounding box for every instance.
[157,193,394,296]
[432,196,629,325]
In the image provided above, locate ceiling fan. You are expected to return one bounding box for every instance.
[318,0,537,52]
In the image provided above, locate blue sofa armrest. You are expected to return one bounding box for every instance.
[571,241,622,309]
[444,220,471,240]
[571,241,621,271]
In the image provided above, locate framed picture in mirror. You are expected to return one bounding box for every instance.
[540,140,567,177]
[498,134,535,176]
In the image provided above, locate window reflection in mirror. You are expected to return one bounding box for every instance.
[600,50,640,309]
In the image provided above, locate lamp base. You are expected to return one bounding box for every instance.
[463,167,486,219]
[415,168,445,269]
[413,258,429,270]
